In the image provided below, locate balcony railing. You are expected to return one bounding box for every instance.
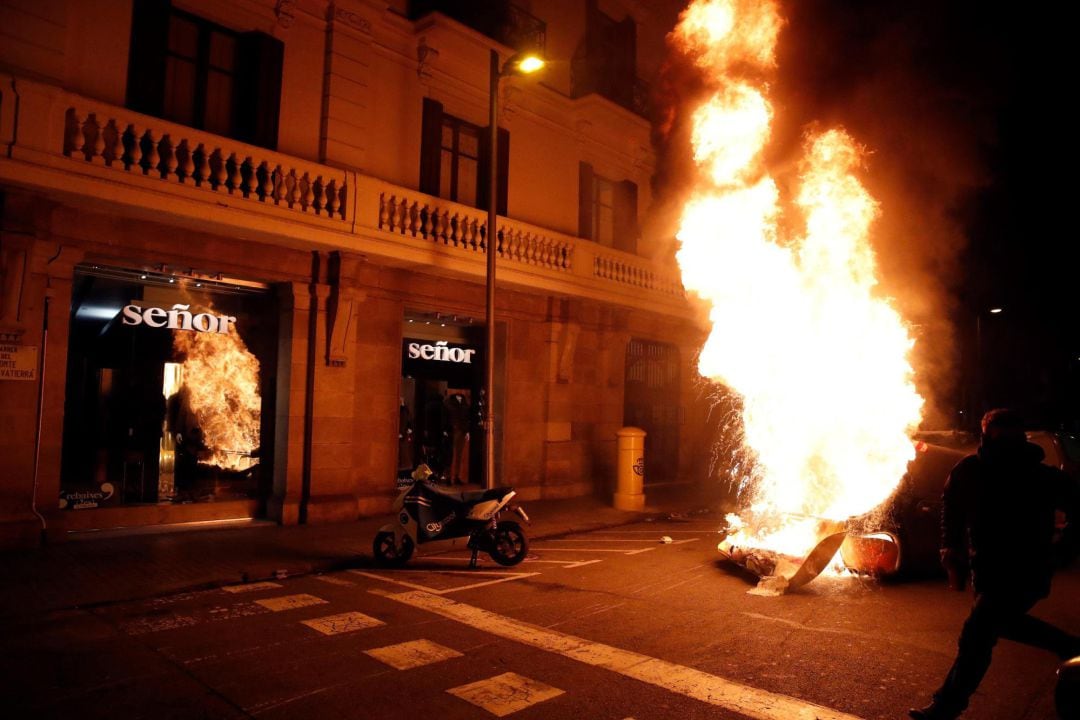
[0,75,685,312]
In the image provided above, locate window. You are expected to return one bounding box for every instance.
[578,162,638,253]
[571,9,641,116]
[419,98,509,214]
[60,266,278,509]
[592,175,616,247]
[126,0,283,149]
[439,116,482,207]
[163,11,238,136]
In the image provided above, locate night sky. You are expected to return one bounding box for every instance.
[653,0,1076,430]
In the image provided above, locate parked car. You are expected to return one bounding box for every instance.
[840,439,973,577]
[841,430,1078,577]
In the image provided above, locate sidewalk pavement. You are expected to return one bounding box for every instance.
[0,486,722,619]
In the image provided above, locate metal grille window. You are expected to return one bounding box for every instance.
[624,339,681,484]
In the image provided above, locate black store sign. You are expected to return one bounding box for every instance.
[402,339,482,383]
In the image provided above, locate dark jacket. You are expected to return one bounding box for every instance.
[942,439,1073,595]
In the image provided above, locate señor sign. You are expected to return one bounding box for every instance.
[122,303,237,334]
[403,339,477,364]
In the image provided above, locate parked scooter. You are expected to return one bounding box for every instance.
[373,465,530,568]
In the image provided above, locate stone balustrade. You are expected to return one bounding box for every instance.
[60,104,348,220]
[1,73,684,310]
[370,186,573,273]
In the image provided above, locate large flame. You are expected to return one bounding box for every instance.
[172,314,261,471]
[673,0,924,557]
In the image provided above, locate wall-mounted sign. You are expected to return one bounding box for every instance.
[404,339,477,365]
[59,482,116,510]
[0,343,38,381]
[122,304,237,334]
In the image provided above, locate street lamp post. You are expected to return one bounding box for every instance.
[973,306,1003,425]
[484,49,544,490]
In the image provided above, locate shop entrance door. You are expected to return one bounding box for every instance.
[399,316,483,485]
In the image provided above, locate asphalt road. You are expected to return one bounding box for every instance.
[4,519,1077,719]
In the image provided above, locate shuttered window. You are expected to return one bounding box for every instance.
[126,0,283,149]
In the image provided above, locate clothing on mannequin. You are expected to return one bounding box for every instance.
[446,392,471,484]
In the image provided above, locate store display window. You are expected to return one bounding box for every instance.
[59,265,277,509]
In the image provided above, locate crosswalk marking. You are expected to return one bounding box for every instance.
[301,611,384,635]
[221,581,282,593]
[350,570,538,595]
[313,575,355,586]
[365,639,463,670]
[386,590,867,720]
[254,593,328,612]
[447,672,564,717]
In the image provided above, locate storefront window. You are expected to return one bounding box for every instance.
[399,312,483,485]
[59,265,277,510]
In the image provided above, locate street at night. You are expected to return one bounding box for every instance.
[5,518,1077,719]
[2,0,1078,718]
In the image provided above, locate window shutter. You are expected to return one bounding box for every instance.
[419,98,443,196]
[578,162,594,239]
[235,32,284,149]
[125,0,171,116]
[478,125,510,215]
[614,179,638,254]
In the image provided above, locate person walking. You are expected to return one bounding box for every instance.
[911,408,1080,719]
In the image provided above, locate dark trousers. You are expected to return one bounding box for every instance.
[934,590,1080,712]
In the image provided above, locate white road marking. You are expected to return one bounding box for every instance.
[301,611,384,635]
[526,547,646,554]
[365,639,463,670]
[524,559,604,568]
[447,672,564,717]
[313,575,355,586]
[254,594,328,612]
[625,547,657,555]
[538,538,700,546]
[582,529,717,534]
[386,591,866,720]
[222,581,282,593]
[349,569,538,595]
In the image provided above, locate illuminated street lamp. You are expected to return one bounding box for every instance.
[484,49,545,489]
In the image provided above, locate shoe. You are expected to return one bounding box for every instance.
[909,703,960,720]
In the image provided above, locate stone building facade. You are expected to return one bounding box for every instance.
[0,0,712,547]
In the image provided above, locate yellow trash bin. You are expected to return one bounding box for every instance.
[614,426,646,511]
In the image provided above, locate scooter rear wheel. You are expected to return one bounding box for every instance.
[373,531,414,567]
[489,521,528,566]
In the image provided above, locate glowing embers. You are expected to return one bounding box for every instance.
[672,0,924,565]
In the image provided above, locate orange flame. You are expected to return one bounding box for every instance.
[172,315,261,471]
[673,0,923,558]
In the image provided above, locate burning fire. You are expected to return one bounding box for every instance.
[672,0,924,558]
[172,311,261,471]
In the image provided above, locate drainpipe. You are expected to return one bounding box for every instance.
[30,246,62,541]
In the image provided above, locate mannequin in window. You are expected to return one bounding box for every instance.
[446,391,471,485]
[421,386,449,478]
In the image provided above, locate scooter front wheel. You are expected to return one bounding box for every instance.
[489,521,528,566]
[373,531,414,567]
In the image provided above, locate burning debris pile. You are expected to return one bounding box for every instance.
[669,0,924,590]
